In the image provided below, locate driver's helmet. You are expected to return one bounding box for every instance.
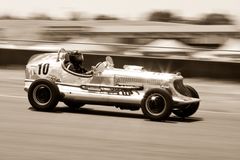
[69,50,84,66]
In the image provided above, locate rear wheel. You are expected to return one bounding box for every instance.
[173,85,199,118]
[28,79,60,111]
[141,88,172,121]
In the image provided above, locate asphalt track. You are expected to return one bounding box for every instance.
[0,69,240,160]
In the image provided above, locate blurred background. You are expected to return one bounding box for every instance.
[0,0,240,63]
[1,1,240,160]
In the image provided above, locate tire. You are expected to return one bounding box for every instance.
[64,100,84,110]
[141,88,172,121]
[28,79,60,111]
[172,85,200,118]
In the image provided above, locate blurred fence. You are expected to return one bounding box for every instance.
[1,48,240,79]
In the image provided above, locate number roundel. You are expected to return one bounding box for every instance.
[38,63,50,75]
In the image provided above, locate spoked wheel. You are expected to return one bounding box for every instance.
[172,85,200,118]
[28,79,60,111]
[141,88,172,121]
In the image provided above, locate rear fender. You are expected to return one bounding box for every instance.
[26,61,61,82]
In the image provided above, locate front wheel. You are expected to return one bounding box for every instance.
[28,79,60,111]
[172,85,200,118]
[141,88,172,121]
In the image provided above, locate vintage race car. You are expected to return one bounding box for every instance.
[24,48,200,121]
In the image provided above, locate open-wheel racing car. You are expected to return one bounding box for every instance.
[24,48,200,121]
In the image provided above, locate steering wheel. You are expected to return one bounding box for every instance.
[93,57,114,73]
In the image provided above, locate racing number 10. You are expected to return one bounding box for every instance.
[38,63,50,75]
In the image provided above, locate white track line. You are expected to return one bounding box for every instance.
[0,94,26,99]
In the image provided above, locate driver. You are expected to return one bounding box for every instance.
[66,51,87,74]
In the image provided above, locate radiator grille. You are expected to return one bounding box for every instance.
[173,79,191,96]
